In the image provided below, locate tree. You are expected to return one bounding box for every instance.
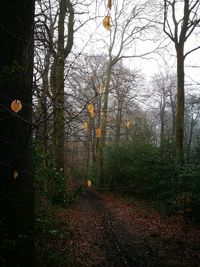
[67,54,107,178]
[163,0,200,163]
[0,0,35,266]
[66,53,148,181]
[185,94,200,159]
[108,62,140,142]
[34,0,74,171]
[50,0,74,170]
[97,0,154,185]
[151,71,176,145]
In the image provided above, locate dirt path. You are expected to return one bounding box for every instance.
[65,188,200,267]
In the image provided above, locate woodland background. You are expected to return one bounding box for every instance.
[0,0,200,266]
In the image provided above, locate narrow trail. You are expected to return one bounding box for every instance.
[65,187,200,267]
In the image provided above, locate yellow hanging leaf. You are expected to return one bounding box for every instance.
[14,171,18,179]
[87,179,92,187]
[83,121,88,129]
[126,120,132,129]
[87,103,94,113]
[87,103,95,118]
[60,167,63,172]
[11,100,22,113]
[108,0,112,10]
[98,81,103,95]
[96,128,102,138]
[103,16,111,31]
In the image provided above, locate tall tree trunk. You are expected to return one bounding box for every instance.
[97,63,112,186]
[51,0,74,170]
[0,0,35,266]
[91,117,96,171]
[175,45,185,163]
[51,56,65,169]
[116,101,122,142]
[38,52,50,158]
[186,117,195,160]
[160,95,165,146]
[169,88,176,141]
[51,0,65,170]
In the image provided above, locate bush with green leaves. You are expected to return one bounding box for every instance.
[34,149,67,206]
[104,139,200,221]
[35,195,73,267]
[104,140,175,196]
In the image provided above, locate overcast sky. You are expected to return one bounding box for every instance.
[73,0,200,93]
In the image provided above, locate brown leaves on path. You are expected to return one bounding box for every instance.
[63,187,200,266]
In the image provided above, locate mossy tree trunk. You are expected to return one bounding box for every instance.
[50,0,74,170]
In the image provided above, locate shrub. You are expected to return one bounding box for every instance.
[34,149,67,206]
[104,139,200,221]
[104,140,175,198]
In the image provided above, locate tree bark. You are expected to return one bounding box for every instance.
[51,56,65,169]
[169,88,176,141]
[38,52,50,158]
[116,101,123,142]
[160,92,166,146]
[0,0,35,265]
[175,44,185,163]
[50,0,74,170]
[97,63,112,186]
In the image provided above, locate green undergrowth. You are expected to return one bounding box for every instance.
[34,149,85,266]
[35,185,85,266]
[104,140,200,222]
[35,197,71,267]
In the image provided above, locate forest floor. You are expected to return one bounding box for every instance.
[63,181,200,267]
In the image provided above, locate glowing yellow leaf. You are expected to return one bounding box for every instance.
[11,100,22,113]
[87,179,92,187]
[96,128,102,138]
[14,171,18,179]
[126,121,132,129]
[87,103,95,118]
[83,121,88,129]
[98,81,103,95]
[103,16,111,31]
[108,0,112,10]
[87,103,94,113]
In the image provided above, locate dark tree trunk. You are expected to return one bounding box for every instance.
[175,45,185,163]
[0,0,35,266]
[169,88,176,141]
[51,56,65,169]
[40,51,51,158]
[50,0,74,171]
[116,101,122,142]
[160,95,166,146]
[97,63,112,186]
